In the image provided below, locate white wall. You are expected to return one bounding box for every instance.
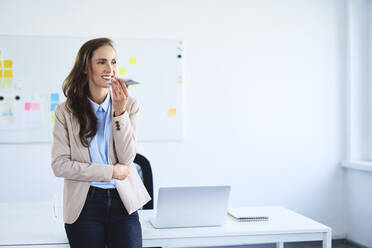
[344,0,372,247]
[345,169,372,247]
[0,0,347,238]
[347,0,371,161]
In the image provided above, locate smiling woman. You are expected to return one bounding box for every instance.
[51,37,142,248]
[87,45,118,98]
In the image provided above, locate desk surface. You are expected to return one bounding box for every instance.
[0,202,331,247]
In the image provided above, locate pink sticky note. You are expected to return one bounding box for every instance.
[25,102,31,111]
[31,102,40,111]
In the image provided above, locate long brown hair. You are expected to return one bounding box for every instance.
[63,37,114,147]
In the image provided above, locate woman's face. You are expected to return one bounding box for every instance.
[87,45,117,89]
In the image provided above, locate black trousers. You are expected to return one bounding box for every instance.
[65,186,142,248]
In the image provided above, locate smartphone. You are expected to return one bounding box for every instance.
[106,78,140,86]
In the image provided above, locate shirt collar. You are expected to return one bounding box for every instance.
[88,91,111,113]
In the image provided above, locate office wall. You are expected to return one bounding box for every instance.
[344,0,372,247]
[0,0,347,238]
[345,169,372,247]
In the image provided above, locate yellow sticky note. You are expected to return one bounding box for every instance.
[118,67,126,76]
[0,70,2,78]
[168,108,177,116]
[128,57,137,65]
[4,60,12,68]
[4,70,13,78]
[4,79,12,88]
[51,113,55,122]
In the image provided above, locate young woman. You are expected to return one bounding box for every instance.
[51,37,141,248]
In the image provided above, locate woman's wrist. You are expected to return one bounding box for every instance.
[114,110,125,117]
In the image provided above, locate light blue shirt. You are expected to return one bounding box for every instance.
[88,92,115,189]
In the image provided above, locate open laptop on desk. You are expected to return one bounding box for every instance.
[150,185,231,229]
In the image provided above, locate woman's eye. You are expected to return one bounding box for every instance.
[112,61,117,64]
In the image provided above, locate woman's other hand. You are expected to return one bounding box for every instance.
[112,163,131,180]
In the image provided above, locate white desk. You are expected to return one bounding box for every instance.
[0,202,331,248]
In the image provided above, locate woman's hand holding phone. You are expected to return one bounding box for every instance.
[111,77,128,117]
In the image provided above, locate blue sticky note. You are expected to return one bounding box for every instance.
[51,93,59,102]
[50,103,58,112]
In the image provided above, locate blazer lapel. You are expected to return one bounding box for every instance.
[109,88,116,164]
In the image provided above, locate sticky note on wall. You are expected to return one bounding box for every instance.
[50,103,58,111]
[4,70,13,78]
[118,67,126,76]
[50,93,59,102]
[4,79,12,88]
[3,60,12,68]
[31,102,40,111]
[0,70,2,78]
[128,57,137,65]
[168,108,177,116]
[25,102,31,111]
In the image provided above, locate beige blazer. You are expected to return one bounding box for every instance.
[51,93,139,224]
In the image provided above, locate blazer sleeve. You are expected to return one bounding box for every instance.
[51,104,113,182]
[112,97,139,165]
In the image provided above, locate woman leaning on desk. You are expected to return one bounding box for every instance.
[51,37,141,248]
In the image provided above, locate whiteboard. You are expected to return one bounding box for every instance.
[0,35,183,143]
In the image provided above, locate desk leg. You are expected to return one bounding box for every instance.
[323,231,332,248]
[276,242,284,248]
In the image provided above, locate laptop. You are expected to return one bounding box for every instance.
[150,185,231,228]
